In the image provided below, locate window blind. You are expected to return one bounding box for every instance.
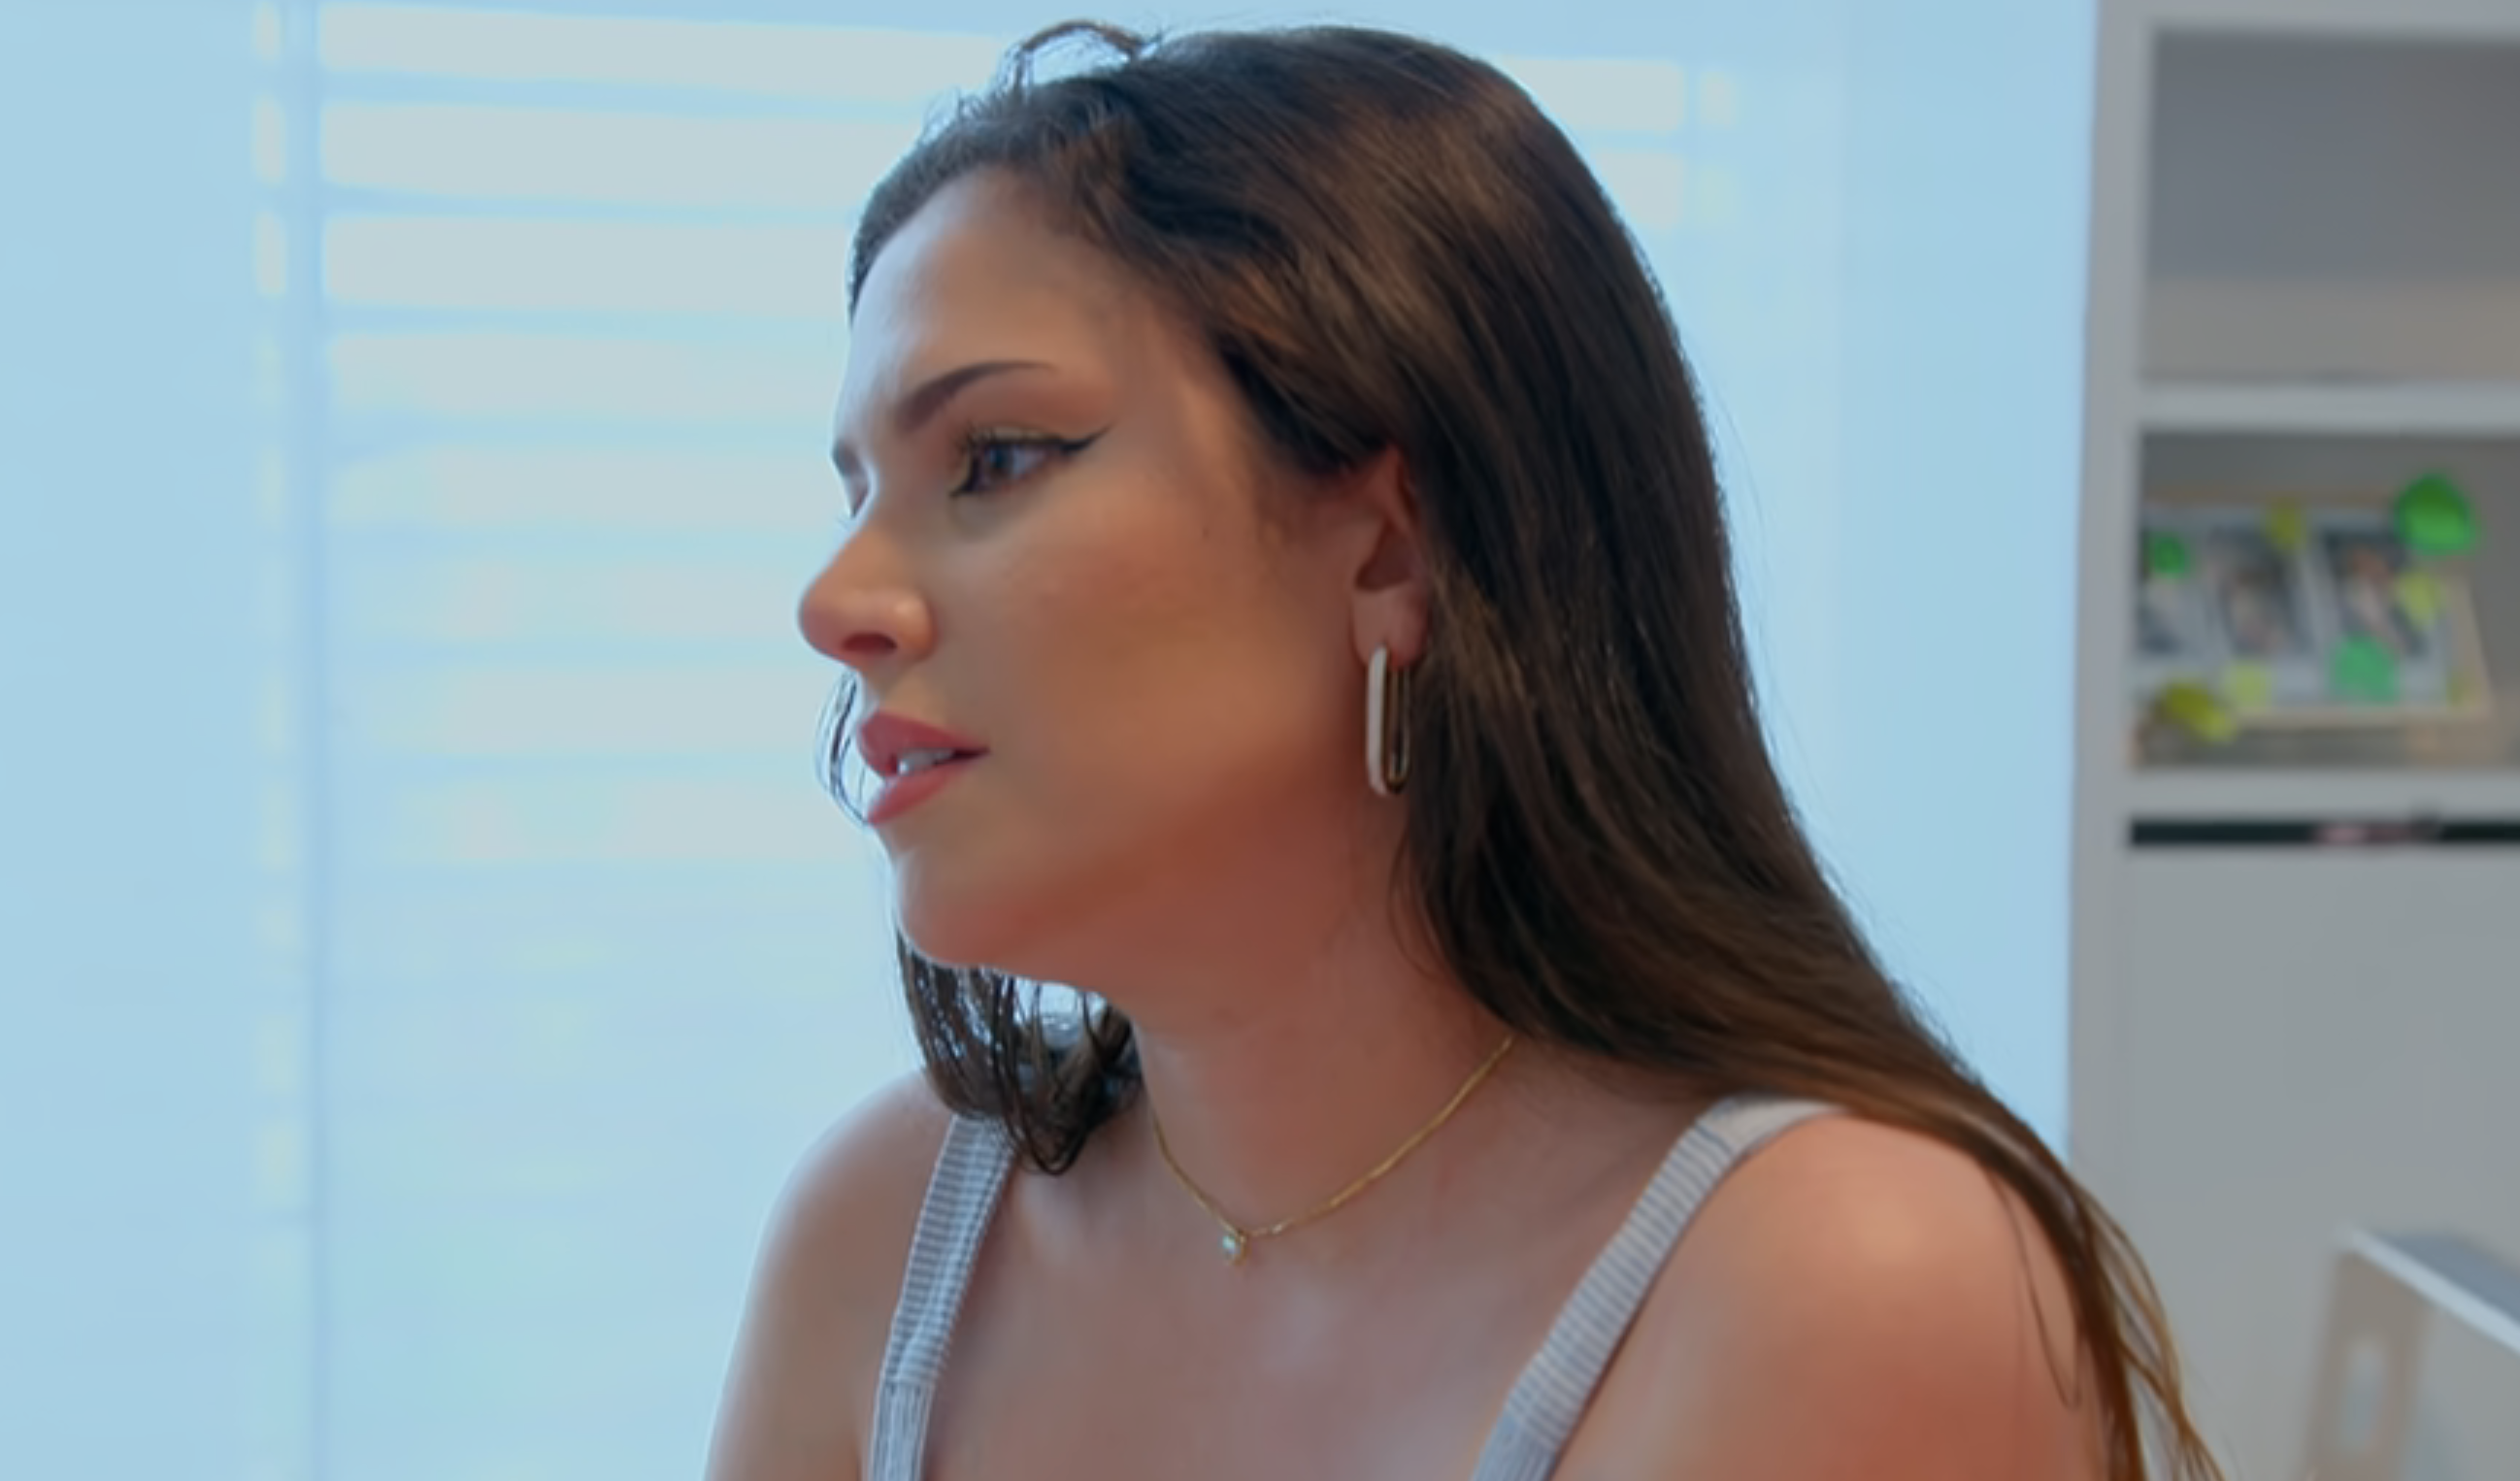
[257,7,963,1479]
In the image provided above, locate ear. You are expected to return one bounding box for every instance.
[1342,447,1430,667]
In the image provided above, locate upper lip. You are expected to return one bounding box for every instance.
[855,711,987,778]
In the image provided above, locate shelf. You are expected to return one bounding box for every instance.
[2139,380,2520,439]
[2127,767,2520,821]
[2140,0,2520,44]
[2141,32,2520,386]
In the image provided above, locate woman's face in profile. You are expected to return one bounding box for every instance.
[805,171,1381,987]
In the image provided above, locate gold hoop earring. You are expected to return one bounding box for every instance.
[1366,644,1410,797]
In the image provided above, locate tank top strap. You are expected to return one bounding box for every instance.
[864,1111,1018,1481]
[1467,1094,1842,1481]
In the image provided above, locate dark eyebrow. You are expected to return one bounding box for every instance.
[830,359,1054,481]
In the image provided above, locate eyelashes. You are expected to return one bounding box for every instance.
[950,426,1102,498]
[835,425,1105,524]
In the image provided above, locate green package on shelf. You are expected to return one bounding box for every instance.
[2330,635,2400,705]
[2394,473,2479,558]
[2144,530,2193,578]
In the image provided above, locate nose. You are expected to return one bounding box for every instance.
[796,527,937,678]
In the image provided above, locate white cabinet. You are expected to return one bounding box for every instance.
[2107,853,2520,1474]
[2074,3,2520,1475]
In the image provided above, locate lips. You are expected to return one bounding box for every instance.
[856,712,986,825]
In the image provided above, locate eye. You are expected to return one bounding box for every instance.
[951,429,1093,497]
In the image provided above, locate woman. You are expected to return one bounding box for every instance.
[711,21,2220,1481]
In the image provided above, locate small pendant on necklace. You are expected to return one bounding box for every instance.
[1219,1230,1248,1265]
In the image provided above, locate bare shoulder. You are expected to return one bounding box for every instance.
[703,1071,957,1481]
[1571,1112,2106,1481]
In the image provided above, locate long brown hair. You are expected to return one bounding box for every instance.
[830,21,2220,1480]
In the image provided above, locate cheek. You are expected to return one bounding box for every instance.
[895,494,1352,965]
[1021,506,1342,798]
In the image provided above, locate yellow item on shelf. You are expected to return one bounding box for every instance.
[2264,500,2308,554]
[2393,571,2443,629]
[2153,681,2238,744]
[2221,662,2275,713]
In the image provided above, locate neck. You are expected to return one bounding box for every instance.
[1026,805,1651,1267]
[1107,910,1516,1262]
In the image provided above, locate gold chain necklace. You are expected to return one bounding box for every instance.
[1148,1034,1516,1266]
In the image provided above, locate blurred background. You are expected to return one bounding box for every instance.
[4,1,2512,1479]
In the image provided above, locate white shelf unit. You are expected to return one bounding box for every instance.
[2140,381,2520,440]
[2125,767,2520,822]
[2073,6,2520,1480]
[2084,4,2520,828]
